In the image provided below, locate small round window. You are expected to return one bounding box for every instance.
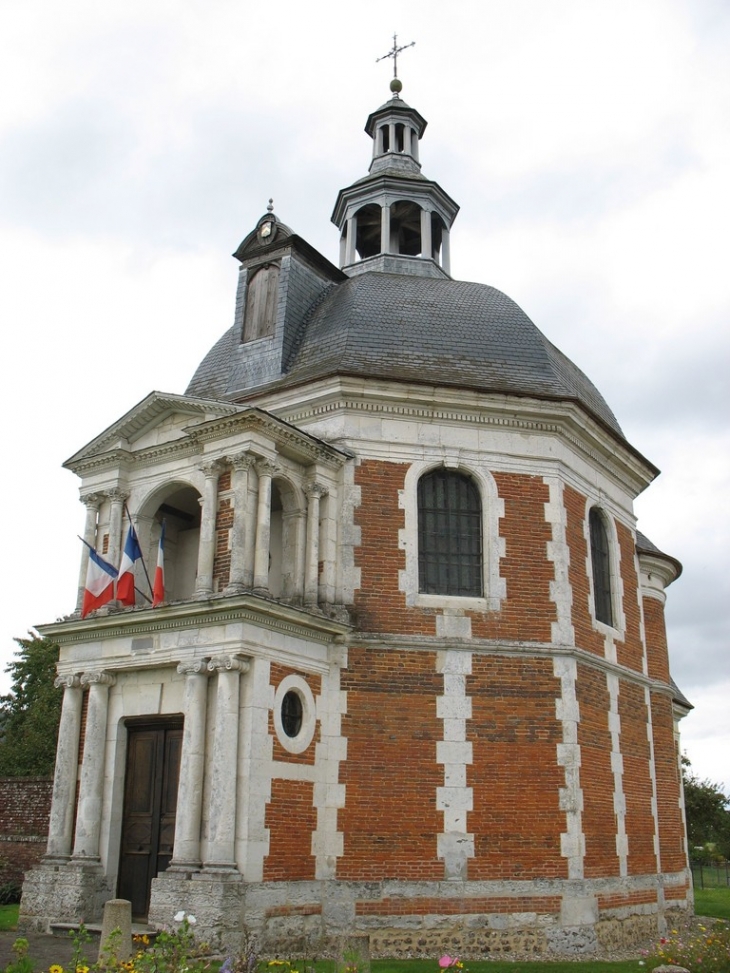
[281,690,303,738]
[273,675,316,754]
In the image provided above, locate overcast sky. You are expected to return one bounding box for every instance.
[0,0,727,792]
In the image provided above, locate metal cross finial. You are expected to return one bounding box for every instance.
[376,33,415,79]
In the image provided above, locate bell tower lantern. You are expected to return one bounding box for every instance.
[331,75,459,279]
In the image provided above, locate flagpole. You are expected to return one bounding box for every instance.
[123,502,154,596]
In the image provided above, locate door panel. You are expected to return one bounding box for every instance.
[118,720,182,918]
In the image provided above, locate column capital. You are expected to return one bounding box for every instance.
[255,459,278,479]
[106,488,129,504]
[207,655,250,674]
[80,670,116,688]
[55,674,83,690]
[80,492,102,509]
[305,480,328,500]
[228,451,256,472]
[198,459,225,478]
[177,658,212,677]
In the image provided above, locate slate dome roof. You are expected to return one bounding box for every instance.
[186,272,624,438]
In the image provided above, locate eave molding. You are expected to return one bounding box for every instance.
[261,380,658,496]
[37,593,352,647]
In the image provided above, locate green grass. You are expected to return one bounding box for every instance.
[694,885,730,921]
[0,903,19,931]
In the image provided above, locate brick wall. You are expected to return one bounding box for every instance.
[576,666,617,877]
[619,681,657,874]
[339,646,443,881]
[468,656,564,879]
[0,778,52,886]
[616,522,644,671]
[213,470,233,590]
[644,597,671,683]
[564,485,605,657]
[651,691,687,873]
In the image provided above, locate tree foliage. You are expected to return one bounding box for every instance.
[0,634,62,777]
[682,754,730,859]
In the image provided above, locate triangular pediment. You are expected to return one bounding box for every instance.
[64,391,240,470]
[64,391,350,477]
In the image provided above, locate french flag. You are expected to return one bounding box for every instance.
[117,523,143,606]
[152,522,166,607]
[81,543,118,618]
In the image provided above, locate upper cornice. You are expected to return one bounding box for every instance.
[64,391,351,479]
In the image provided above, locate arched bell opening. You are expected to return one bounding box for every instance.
[137,483,202,604]
[268,478,305,602]
[355,203,382,260]
[391,200,422,256]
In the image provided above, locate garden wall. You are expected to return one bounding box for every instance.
[0,777,52,890]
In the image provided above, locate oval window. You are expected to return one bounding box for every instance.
[281,690,303,738]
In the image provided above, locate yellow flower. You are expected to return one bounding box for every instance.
[50,965,64,973]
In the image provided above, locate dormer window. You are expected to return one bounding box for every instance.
[243,263,279,342]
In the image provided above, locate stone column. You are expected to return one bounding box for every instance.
[194,460,222,598]
[72,671,116,860]
[304,482,327,607]
[169,660,211,870]
[380,203,391,255]
[388,122,396,152]
[107,489,128,575]
[421,207,433,260]
[252,461,275,593]
[412,128,420,162]
[204,655,250,871]
[224,453,255,595]
[345,214,357,265]
[441,226,451,275]
[77,493,101,611]
[45,675,84,860]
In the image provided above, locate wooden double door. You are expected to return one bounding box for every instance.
[118,718,183,919]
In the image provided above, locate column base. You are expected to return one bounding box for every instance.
[19,858,112,932]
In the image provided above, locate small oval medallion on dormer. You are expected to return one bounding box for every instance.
[258,219,276,245]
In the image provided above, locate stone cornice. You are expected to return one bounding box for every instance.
[352,631,676,699]
[37,592,351,647]
[260,379,657,497]
[186,408,349,469]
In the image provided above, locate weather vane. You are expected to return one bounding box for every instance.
[376,33,415,80]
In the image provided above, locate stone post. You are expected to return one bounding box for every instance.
[345,214,357,265]
[45,675,83,860]
[204,655,250,870]
[169,660,211,870]
[441,226,451,275]
[194,460,223,598]
[421,207,433,261]
[252,461,275,593]
[107,489,128,575]
[380,203,391,254]
[304,482,327,607]
[224,453,255,594]
[100,899,132,962]
[72,671,116,860]
[77,493,101,611]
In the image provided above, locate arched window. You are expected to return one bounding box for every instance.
[589,507,613,625]
[418,469,482,597]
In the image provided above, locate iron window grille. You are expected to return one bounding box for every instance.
[418,469,483,597]
[589,507,613,626]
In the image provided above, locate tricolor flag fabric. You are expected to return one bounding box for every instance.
[152,521,166,607]
[117,523,143,606]
[81,543,118,618]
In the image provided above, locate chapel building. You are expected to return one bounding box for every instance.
[20,78,690,960]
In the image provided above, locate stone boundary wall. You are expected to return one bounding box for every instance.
[0,778,52,886]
